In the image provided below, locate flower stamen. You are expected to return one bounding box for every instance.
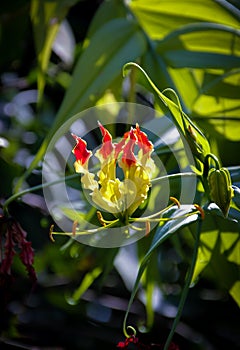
[194,204,205,219]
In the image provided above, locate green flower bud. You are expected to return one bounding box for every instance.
[207,167,234,217]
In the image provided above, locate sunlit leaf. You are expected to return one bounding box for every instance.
[87,0,126,37]
[189,205,240,305]
[230,281,240,307]
[192,69,240,141]
[123,62,211,166]
[151,205,199,250]
[201,70,240,100]
[123,205,199,333]
[30,0,79,102]
[167,67,200,112]
[129,1,240,143]
[140,47,177,96]
[15,18,147,192]
[129,0,240,40]
[207,238,240,305]
[157,24,240,69]
[55,19,146,123]
[155,23,240,140]
[191,230,219,284]
[71,266,102,302]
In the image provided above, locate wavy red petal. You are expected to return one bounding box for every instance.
[114,137,125,158]
[98,121,114,159]
[121,128,137,167]
[135,123,153,154]
[72,133,91,165]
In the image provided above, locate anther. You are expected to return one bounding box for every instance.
[194,204,205,219]
[170,196,181,208]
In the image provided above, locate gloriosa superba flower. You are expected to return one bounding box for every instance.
[49,122,204,241]
[72,122,156,222]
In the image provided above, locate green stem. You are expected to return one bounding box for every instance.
[131,210,199,223]
[3,172,195,216]
[123,62,163,101]
[127,64,137,126]
[204,153,221,176]
[162,88,187,131]
[151,172,197,185]
[3,173,79,215]
[129,62,136,104]
[163,218,202,350]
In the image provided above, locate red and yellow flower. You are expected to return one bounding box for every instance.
[48,121,203,242]
[72,122,156,221]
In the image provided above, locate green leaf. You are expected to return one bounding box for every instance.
[129,0,240,40]
[87,0,126,37]
[155,24,240,141]
[165,51,240,69]
[157,24,240,69]
[55,19,145,123]
[158,23,240,56]
[151,205,199,250]
[230,281,240,307]
[30,0,79,102]
[208,237,240,305]
[71,266,102,302]
[140,50,201,124]
[220,231,240,264]
[144,276,155,329]
[166,67,200,112]
[129,1,240,142]
[14,18,147,192]
[191,230,219,284]
[201,70,240,100]
[192,69,240,141]
[123,205,199,335]
[123,62,211,164]
[141,45,177,94]
[190,204,240,305]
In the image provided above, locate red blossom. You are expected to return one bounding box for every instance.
[72,133,92,166]
[117,341,127,348]
[0,227,15,275]
[19,240,37,283]
[121,128,137,167]
[115,136,127,159]
[72,123,154,167]
[116,336,179,350]
[98,121,114,159]
[19,241,34,266]
[14,222,37,284]
[117,336,139,349]
[135,124,153,154]
[0,217,37,285]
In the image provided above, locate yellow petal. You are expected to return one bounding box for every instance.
[81,172,98,191]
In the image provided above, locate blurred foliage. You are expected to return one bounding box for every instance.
[0,1,240,349]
